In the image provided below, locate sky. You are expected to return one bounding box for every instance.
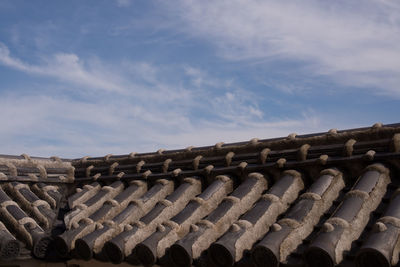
[0,0,399,158]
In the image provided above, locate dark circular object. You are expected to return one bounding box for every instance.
[169,244,192,267]
[209,243,234,267]
[136,243,156,266]
[75,238,93,260]
[0,239,20,260]
[103,241,124,264]
[53,236,69,257]
[304,246,334,267]
[251,246,278,267]
[356,248,390,267]
[33,236,52,258]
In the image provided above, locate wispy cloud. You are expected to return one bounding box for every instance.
[0,42,125,92]
[0,93,327,158]
[0,43,330,157]
[184,66,233,89]
[212,90,263,122]
[163,0,400,94]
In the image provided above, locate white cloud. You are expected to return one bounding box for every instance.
[0,42,125,92]
[183,66,232,89]
[0,43,344,158]
[212,90,264,122]
[0,44,333,157]
[0,93,328,158]
[163,0,400,94]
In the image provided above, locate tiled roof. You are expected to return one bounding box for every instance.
[1,123,400,267]
[0,155,72,260]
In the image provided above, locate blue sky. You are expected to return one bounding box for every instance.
[0,0,399,157]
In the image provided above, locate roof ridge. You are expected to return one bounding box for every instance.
[71,122,400,164]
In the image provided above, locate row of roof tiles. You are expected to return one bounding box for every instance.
[0,123,400,267]
[0,181,63,260]
[0,155,74,183]
[71,123,399,164]
[71,134,400,186]
[54,163,399,267]
[0,122,398,184]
